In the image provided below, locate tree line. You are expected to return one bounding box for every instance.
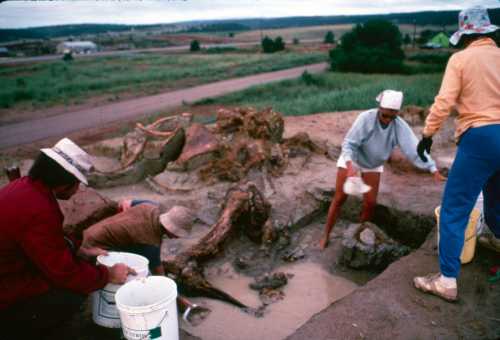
[2,8,498,43]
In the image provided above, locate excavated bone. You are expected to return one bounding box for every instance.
[216,107,284,143]
[121,130,147,168]
[169,123,219,172]
[162,182,271,309]
[88,127,185,188]
[250,272,289,290]
[120,113,191,168]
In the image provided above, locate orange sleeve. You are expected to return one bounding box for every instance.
[423,54,462,137]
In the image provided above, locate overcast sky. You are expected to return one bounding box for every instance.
[0,0,499,29]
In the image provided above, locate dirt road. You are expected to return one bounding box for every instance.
[0,62,328,149]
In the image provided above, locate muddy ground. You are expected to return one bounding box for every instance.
[4,109,499,340]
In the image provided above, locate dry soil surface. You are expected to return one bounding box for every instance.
[4,110,499,340]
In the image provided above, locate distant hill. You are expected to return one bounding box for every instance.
[0,8,498,43]
[186,22,250,33]
[0,23,178,43]
[221,8,500,29]
[208,8,499,29]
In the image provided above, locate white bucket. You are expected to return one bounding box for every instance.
[92,252,149,328]
[115,276,179,340]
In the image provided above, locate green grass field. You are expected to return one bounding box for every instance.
[194,71,443,116]
[0,51,327,109]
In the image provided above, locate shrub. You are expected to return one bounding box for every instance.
[205,46,238,54]
[324,31,335,44]
[293,38,300,45]
[190,40,200,52]
[300,70,324,86]
[301,70,315,85]
[407,52,451,64]
[274,37,285,52]
[329,20,405,74]
[403,63,445,74]
[62,52,73,61]
[261,36,275,53]
[261,36,285,53]
[16,78,27,88]
[417,29,439,44]
[403,33,412,46]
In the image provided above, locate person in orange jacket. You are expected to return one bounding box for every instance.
[414,6,500,302]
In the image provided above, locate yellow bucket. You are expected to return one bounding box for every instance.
[435,206,480,264]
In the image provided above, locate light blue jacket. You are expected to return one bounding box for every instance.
[341,109,437,172]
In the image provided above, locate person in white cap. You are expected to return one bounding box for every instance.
[319,90,446,249]
[0,138,135,339]
[414,6,500,302]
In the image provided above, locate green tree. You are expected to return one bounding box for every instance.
[329,20,405,74]
[324,31,335,44]
[274,36,285,51]
[261,36,275,53]
[261,36,285,53]
[403,33,412,46]
[417,29,438,44]
[293,37,300,45]
[190,39,200,52]
[62,51,73,61]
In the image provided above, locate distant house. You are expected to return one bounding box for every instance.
[0,47,9,57]
[423,32,450,49]
[56,41,98,54]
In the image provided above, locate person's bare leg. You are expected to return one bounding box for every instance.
[320,168,348,249]
[360,172,381,222]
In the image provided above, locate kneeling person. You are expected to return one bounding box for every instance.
[82,202,195,274]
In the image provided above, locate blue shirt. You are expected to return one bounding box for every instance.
[341,109,437,172]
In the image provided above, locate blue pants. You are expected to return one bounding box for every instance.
[439,125,500,278]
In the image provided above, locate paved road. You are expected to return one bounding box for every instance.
[0,62,328,149]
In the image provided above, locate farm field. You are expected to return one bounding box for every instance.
[0,51,327,109]
[235,24,355,41]
[234,23,456,41]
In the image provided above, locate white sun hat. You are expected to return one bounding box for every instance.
[159,206,195,238]
[450,6,499,46]
[41,138,93,185]
[376,90,403,110]
[343,177,372,196]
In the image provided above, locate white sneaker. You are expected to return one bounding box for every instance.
[413,273,458,302]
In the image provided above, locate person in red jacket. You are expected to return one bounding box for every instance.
[0,138,135,339]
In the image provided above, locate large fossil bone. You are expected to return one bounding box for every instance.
[162,182,271,309]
